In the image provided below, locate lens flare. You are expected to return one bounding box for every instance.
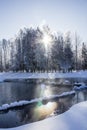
[34,102,58,120]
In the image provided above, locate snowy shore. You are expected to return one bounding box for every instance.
[0,71,87,82]
[0,91,75,111]
[0,101,87,130]
[0,71,87,129]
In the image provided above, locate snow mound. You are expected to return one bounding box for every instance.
[73,82,87,91]
[0,91,75,111]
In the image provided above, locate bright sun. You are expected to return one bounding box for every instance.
[42,34,52,49]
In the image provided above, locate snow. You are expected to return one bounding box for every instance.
[0,91,75,111]
[73,82,87,91]
[74,84,87,91]
[0,70,87,82]
[0,101,87,130]
[74,82,85,86]
[0,71,87,129]
[62,80,70,84]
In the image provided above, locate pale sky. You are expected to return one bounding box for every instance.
[0,0,87,42]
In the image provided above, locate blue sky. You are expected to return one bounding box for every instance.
[0,0,87,42]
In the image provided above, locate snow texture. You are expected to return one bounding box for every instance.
[0,70,87,82]
[73,82,87,91]
[74,85,87,91]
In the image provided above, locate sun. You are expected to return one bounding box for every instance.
[42,35,50,44]
[42,34,52,49]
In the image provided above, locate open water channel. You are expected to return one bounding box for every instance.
[0,78,87,128]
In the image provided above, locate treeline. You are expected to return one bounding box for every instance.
[0,25,87,72]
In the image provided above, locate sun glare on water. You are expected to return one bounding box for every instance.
[44,88,52,97]
[34,102,58,120]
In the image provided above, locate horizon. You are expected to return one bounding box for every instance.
[0,0,87,42]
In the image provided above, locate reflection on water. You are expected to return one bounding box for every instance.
[33,102,58,120]
[0,78,87,128]
[0,82,41,106]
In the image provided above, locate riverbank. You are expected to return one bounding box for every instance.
[0,101,87,130]
[0,71,87,82]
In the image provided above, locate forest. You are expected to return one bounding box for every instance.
[0,25,87,72]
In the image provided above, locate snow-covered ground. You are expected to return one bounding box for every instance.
[0,70,87,82]
[0,101,87,130]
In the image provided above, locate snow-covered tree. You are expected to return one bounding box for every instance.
[51,34,64,71]
[2,39,8,70]
[0,41,3,71]
[82,42,87,70]
[0,25,85,72]
[63,33,73,72]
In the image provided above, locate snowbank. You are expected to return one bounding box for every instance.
[0,70,87,82]
[0,101,87,130]
[74,85,87,91]
[73,82,87,91]
[0,91,75,111]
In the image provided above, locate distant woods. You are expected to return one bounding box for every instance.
[0,25,87,72]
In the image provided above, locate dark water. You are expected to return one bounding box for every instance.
[0,81,41,106]
[0,79,87,128]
